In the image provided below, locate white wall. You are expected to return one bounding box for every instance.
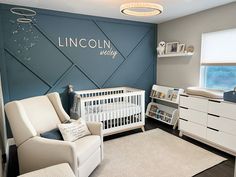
[157,2,236,89]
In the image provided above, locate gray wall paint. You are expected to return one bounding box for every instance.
[157,2,236,89]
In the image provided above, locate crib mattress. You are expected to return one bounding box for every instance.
[85,102,142,121]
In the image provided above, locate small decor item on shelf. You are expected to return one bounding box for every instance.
[157,41,166,55]
[177,44,185,53]
[165,42,179,54]
[186,45,194,53]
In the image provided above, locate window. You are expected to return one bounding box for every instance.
[200,28,236,91]
[201,66,236,91]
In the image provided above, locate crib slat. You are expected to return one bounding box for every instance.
[118,97,120,127]
[107,98,110,129]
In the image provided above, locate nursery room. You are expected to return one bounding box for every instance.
[0,0,236,177]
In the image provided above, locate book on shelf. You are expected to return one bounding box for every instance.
[150,105,158,112]
[171,90,178,102]
[150,90,157,97]
[148,108,172,123]
[150,90,165,99]
[166,89,172,100]
[166,113,172,118]
[166,88,179,102]
[149,112,156,117]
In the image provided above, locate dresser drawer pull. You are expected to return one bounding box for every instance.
[207,127,219,132]
[180,94,189,97]
[208,99,221,103]
[179,118,188,122]
[208,113,220,117]
[179,106,188,110]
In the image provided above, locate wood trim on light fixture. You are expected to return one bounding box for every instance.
[120,2,163,17]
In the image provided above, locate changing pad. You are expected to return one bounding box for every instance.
[186,87,224,99]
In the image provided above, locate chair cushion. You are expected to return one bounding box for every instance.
[74,135,101,165]
[40,128,63,141]
[20,95,61,134]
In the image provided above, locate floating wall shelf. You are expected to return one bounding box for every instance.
[158,52,194,58]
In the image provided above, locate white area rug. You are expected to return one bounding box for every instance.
[91,129,226,177]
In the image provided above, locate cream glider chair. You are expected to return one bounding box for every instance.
[5,92,103,177]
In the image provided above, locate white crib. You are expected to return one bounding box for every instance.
[70,86,145,136]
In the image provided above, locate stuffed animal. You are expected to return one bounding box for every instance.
[186,45,194,53]
[157,41,166,55]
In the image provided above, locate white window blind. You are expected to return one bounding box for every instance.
[201,28,236,65]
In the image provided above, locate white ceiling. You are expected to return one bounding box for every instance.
[0,0,235,24]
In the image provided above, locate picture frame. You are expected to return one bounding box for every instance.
[177,44,185,53]
[165,42,179,54]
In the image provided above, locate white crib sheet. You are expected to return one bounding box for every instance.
[85,102,141,121]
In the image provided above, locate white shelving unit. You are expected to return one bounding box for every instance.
[146,102,178,125]
[158,52,194,58]
[146,85,184,129]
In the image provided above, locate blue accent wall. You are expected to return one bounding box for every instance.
[0,4,157,137]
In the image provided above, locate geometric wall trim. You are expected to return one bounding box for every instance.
[0,4,157,137]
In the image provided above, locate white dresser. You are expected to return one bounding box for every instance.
[179,94,236,156]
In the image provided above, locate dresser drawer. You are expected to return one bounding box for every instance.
[208,100,236,120]
[179,107,207,126]
[207,128,236,152]
[179,119,206,139]
[208,114,236,136]
[180,95,208,112]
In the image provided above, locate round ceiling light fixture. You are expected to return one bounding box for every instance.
[10,7,36,17]
[10,7,36,23]
[120,2,163,17]
[17,18,32,23]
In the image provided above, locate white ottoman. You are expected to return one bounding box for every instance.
[18,163,76,177]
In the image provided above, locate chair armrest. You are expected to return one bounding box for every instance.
[17,136,77,176]
[18,163,76,177]
[86,122,103,160]
[86,122,103,137]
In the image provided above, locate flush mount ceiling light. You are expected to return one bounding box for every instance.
[120,2,163,17]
